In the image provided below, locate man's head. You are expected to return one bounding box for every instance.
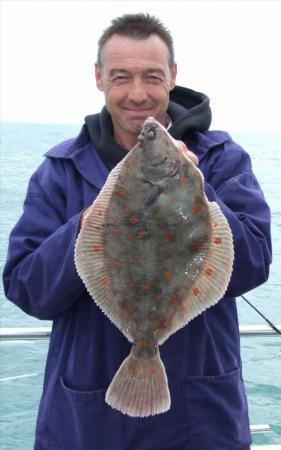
[95,14,177,149]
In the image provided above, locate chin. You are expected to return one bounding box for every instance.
[129,119,147,133]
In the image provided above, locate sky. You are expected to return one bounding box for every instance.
[1,0,281,132]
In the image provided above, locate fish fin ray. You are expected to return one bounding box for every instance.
[106,349,170,417]
[158,201,234,344]
[74,157,133,341]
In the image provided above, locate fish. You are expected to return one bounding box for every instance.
[74,117,234,417]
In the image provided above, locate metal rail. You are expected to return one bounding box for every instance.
[239,324,281,336]
[251,447,281,450]
[0,324,280,341]
[0,327,52,340]
[0,327,279,443]
[251,424,271,433]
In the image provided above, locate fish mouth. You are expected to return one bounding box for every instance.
[137,118,159,146]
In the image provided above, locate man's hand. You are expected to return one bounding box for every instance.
[79,207,92,231]
[175,140,199,166]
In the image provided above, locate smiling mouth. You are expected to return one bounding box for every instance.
[122,107,154,114]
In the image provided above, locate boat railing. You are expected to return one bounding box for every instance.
[1,324,280,447]
[1,324,280,340]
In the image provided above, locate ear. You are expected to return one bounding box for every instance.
[169,63,177,90]
[95,63,104,91]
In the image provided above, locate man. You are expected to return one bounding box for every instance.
[3,13,271,450]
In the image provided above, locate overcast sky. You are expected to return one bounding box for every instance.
[1,0,281,132]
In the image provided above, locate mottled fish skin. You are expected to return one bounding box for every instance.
[74,117,234,417]
[104,120,210,357]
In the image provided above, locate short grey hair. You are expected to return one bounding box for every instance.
[97,13,175,68]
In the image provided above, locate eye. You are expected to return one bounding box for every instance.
[145,74,163,83]
[112,75,130,84]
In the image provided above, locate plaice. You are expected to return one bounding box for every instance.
[74,117,234,417]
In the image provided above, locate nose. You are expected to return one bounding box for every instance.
[128,79,148,104]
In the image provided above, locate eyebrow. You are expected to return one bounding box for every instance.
[109,69,129,77]
[145,69,166,76]
[109,68,166,77]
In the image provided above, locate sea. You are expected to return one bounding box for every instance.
[0,122,280,449]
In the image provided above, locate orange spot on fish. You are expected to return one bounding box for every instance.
[169,294,177,303]
[155,318,170,329]
[94,225,102,231]
[100,277,111,287]
[213,223,219,228]
[129,215,138,224]
[190,242,200,251]
[148,367,156,376]
[122,302,133,313]
[182,176,190,185]
[115,189,126,198]
[165,271,174,282]
[128,364,138,375]
[205,267,214,277]
[139,339,147,349]
[153,294,161,302]
[138,229,150,239]
[193,287,200,297]
[164,232,175,242]
[142,283,150,291]
[214,237,222,245]
[159,251,167,262]
[123,205,129,214]
[97,210,104,217]
[127,233,133,240]
[192,205,201,214]
[92,244,103,253]
[113,259,121,271]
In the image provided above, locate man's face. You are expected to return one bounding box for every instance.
[95,34,177,149]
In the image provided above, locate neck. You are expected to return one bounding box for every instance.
[114,131,138,151]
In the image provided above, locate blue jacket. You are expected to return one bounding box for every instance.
[3,95,271,450]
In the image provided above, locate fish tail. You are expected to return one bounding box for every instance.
[105,349,170,417]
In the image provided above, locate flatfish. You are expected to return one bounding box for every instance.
[74,117,234,417]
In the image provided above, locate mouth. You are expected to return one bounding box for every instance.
[122,107,154,116]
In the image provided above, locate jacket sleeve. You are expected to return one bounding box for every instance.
[203,138,272,297]
[2,158,86,320]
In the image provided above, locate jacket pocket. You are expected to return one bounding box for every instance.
[49,376,123,450]
[182,367,252,450]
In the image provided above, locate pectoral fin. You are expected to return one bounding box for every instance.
[145,184,164,205]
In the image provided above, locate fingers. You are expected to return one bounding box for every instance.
[186,149,199,167]
[176,140,199,166]
[79,206,92,230]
